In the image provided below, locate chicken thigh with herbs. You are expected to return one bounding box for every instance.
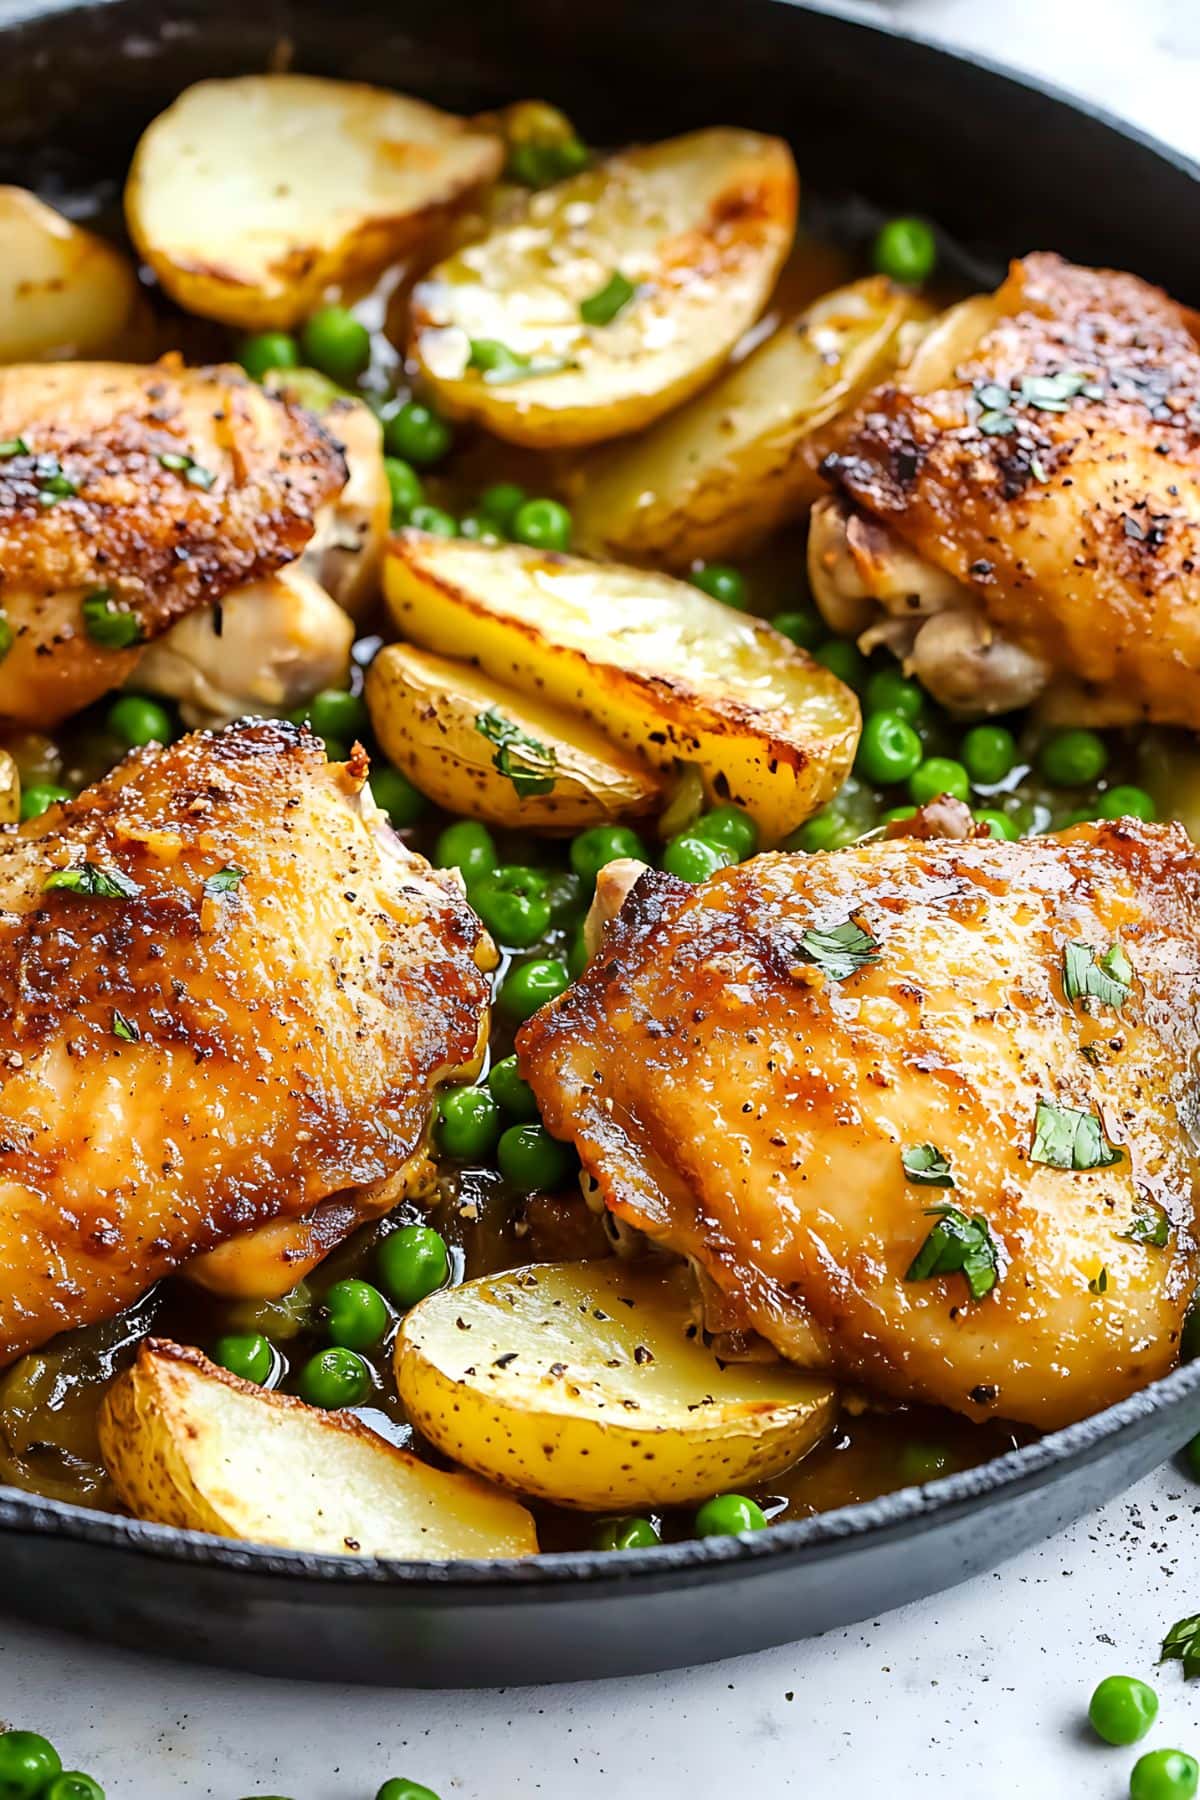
[520,818,1200,1429]
[0,719,492,1363]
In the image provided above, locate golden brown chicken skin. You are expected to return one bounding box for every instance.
[0,719,490,1362]
[0,359,346,726]
[817,254,1200,725]
[520,821,1200,1429]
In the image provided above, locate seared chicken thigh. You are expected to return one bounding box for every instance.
[0,720,491,1362]
[813,255,1200,724]
[520,822,1200,1428]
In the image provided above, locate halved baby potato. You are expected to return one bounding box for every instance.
[99,1339,537,1558]
[395,1260,836,1510]
[0,188,144,362]
[409,127,797,447]
[366,642,664,830]
[573,277,927,567]
[125,75,505,330]
[383,532,859,842]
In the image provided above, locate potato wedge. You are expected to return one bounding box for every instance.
[573,277,926,567]
[395,1260,836,1510]
[366,642,663,830]
[384,533,859,842]
[99,1339,536,1558]
[409,127,797,447]
[0,187,143,362]
[125,75,504,330]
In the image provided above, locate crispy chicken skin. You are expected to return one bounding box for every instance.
[817,255,1200,724]
[0,360,346,726]
[520,822,1200,1428]
[0,719,490,1362]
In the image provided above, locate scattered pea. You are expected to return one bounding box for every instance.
[370,763,427,827]
[661,834,736,883]
[1088,1675,1160,1747]
[856,710,924,786]
[457,513,501,543]
[20,783,71,820]
[974,809,1019,841]
[322,1278,389,1351]
[570,825,647,886]
[377,1780,442,1800]
[811,639,866,690]
[694,1493,768,1536]
[487,1054,540,1121]
[384,457,424,522]
[689,564,746,609]
[908,756,971,806]
[771,608,823,650]
[961,723,1017,786]
[238,331,300,381]
[435,1086,502,1160]
[596,1515,661,1551]
[864,666,926,722]
[0,1729,62,1798]
[497,958,570,1020]
[384,400,454,467]
[43,1774,105,1800]
[497,1122,576,1192]
[1098,784,1157,822]
[787,811,858,853]
[872,216,937,285]
[434,820,497,884]
[106,693,174,748]
[898,1443,953,1485]
[693,805,758,861]
[297,1345,372,1409]
[478,482,527,533]
[567,923,589,980]
[299,306,370,384]
[1039,727,1108,787]
[511,497,572,552]
[471,865,553,947]
[303,688,370,743]
[377,1225,449,1310]
[1129,1749,1199,1800]
[408,503,458,538]
[212,1332,274,1386]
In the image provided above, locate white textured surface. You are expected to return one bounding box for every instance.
[4,4,1200,1796]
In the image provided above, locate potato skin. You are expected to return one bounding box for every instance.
[0,187,145,363]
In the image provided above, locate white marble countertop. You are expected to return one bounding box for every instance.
[4,3,1200,1796]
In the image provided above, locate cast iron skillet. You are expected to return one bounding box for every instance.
[0,0,1198,1688]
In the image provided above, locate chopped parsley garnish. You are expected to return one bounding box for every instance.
[1063,939,1132,1011]
[158,450,216,490]
[34,455,78,507]
[1018,371,1093,411]
[1121,1199,1170,1248]
[905,1205,999,1301]
[1161,1614,1200,1680]
[1030,1099,1123,1171]
[467,338,576,384]
[973,369,1101,437]
[111,1009,140,1042]
[580,272,636,327]
[474,708,558,797]
[0,437,28,459]
[901,1143,955,1187]
[204,865,246,896]
[796,918,880,982]
[43,862,140,899]
[82,588,143,650]
[0,614,12,662]
[1088,1267,1109,1295]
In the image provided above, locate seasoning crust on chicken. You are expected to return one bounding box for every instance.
[0,719,491,1363]
[519,820,1200,1429]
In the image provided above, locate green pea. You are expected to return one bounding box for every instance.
[856,710,924,786]
[1039,727,1108,787]
[898,1443,953,1485]
[303,688,370,743]
[457,513,501,543]
[497,1122,575,1192]
[377,1780,441,1800]
[694,1493,768,1536]
[974,809,1019,841]
[318,734,349,764]
[384,400,454,467]
[297,1345,372,1409]
[693,805,758,862]
[1088,1675,1160,1747]
[212,1332,275,1385]
[812,639,866,690]
[864,667,926,722]
[543,868,584,923]
[661,834,736,884]
[570,824,647,886]
[960,723,1017,786]
[478,482,527,533]
[408,503,458,538]
[384,456,424,522]
[322,1278,389,1351]
[689,564,746,609]
[106,693,174,748]
[567,923,589,980]
[471,865,553,947]
[771,608,823,649]
[42,1774,105,1800]
[880,805,917,829]
[20,783,71,820]
[508,137,587,186]
[1130,1749,1199,1800]
[370,763,427,827]
[786,810,858,853]
[238,331,300,381]
[299,306,371,384]
[435,1086,502,1160]
[1098,784,1157,822]
[434,820,497,883]
[596,1515,660,1551]
[487,1054,540,1121]
[0,1729,62,1798]
[511,497,572,552]
[908,756,971,806]
[871,216,937,285]
[498,957,570,1021]
[377,1224,449,1310]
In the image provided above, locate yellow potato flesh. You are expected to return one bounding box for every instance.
[395,1261,837,1510]
[0,187,141,362]
[366,642,663,831]
[99,1340,537,1558]
[410,127,797,447]
[573,277,926,567]
[383,532,860,843]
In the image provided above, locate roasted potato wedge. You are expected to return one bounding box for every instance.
[409,127,797,447]
[384,533,859,842]
[0,187,143,362]
[395,1260,836,1510]
[99,1340,537,1558]
[366,642,663,830]
[573,277,926,567]
[125,75,504,330]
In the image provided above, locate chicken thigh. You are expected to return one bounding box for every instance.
[0,719,491,1362]
[520,821,1200,1428]
[812,254,1200,724]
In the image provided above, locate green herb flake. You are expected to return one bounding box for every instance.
[467,338,576,385]
[111,1009,140,1042]
[1121,1199,1171,1249]
[901,1143,955,1188]
[158,450,216,490]
[796,918,880,982]
[905,1204,1000,1301]
[81,588,143,650]
[0,614,13,662]
[34,455,78,508]
[0,437,29,459]
[204,865,246,896]
[1161,1614,1200,1680]
[1088,1266,1109,1295]
[474,709,558,797]
[1063,939,1132,1011]
[1030,1098,1124,1171]
[1019,371,1088,412]
[43,862,141,900]
[580,272,637,327]
[978,408,1017,437]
